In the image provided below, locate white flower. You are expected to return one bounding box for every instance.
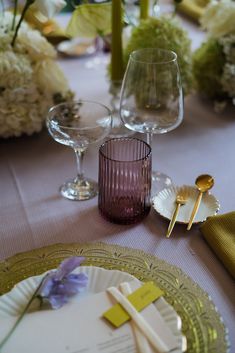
[218,35,235,99]
[0,12,56,61]
[34,59,69,95]
[0,51,32,88]
[0,50,52,138]
[17,26,56,60]
[0,12,72,138]
[200,0,235,37]
[221,63,235,98]
[33,0,66,18]
[219,35,235,64]
[0,79,52,137]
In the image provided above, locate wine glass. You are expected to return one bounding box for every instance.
[108,80,135,138]
[119,48,183,194]
[47,100,112,201]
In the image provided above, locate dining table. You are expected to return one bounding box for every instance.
[0,6,235,352]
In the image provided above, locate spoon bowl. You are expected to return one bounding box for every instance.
[195,174,214,193]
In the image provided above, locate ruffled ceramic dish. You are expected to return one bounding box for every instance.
[57,38,96,57]
[152,185,220,224]
[0,266,185,353]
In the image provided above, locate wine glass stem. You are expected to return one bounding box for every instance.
[146,132,153,148]
[74,148,86,182]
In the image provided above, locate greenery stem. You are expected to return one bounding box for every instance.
[11,0,34,47]
[11,0,19,30]
[0,275,47,350]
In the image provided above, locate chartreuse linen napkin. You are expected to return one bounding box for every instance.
[201,212,235,278]
[177,0,208,22]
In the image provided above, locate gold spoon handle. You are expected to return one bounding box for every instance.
[166,203,181,238]
[187,191,203,230]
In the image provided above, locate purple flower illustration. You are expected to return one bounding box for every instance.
[39,257,88,309]
[0,256,88,350]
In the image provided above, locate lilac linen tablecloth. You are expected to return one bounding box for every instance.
[0,11,235,351]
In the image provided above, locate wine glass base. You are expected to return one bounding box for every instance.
[151,171,173,198]
[60,178,98,201]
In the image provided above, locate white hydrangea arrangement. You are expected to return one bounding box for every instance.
[217,35,235,105]
[0,0,73,138]
[193,0,235,110]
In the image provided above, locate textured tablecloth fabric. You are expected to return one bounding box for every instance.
[0,5,235,350]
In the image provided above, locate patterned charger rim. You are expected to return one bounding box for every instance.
[0,242,230,353]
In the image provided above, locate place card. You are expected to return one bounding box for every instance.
[103,281,164,327]
[0,281,178,353]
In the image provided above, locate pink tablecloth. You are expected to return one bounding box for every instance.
[0,11,235,350]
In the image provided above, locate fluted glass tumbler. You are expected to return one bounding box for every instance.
[98,138,152,224]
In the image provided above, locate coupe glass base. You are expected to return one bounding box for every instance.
[60,178,98,201]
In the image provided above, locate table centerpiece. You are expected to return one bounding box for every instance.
[0,0,73,138]
[192,0,235,111]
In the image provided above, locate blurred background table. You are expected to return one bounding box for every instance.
[0,8,235,350]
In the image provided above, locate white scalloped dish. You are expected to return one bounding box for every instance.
[0,266,185,352]
[57,38,96,57]
[152,185,220,224]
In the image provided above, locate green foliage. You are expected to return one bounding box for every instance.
[192,38,226,98]
[66,2,111,38]
[124,17,193,95]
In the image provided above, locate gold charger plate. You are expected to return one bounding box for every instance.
[0,242,229,353]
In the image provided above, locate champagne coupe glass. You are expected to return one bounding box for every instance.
[47,100,112,201]
[120,48,183,194]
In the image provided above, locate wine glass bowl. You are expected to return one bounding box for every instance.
[120,48,184,193]
[47,100,112,201]
[108,80,135,138]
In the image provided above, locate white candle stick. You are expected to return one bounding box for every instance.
[107,286,169,353]
[120,282,152,353]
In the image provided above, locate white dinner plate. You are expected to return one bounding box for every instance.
[0,266,185,352]
[152,185,220,224]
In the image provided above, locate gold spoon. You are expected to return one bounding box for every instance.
[187,174,214,230]
[166,193,187,238]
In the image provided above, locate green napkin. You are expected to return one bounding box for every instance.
[201,212,235,278]
[177,0,209,22]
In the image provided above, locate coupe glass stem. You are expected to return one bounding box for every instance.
[74,148,86,182]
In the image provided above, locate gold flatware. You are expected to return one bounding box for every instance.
[166,193,187,238]
[187,174,214,230]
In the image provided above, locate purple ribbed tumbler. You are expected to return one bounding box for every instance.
[98,138,152,224]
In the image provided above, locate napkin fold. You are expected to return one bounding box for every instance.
[177,0,207,22]
[200,212,235,278]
